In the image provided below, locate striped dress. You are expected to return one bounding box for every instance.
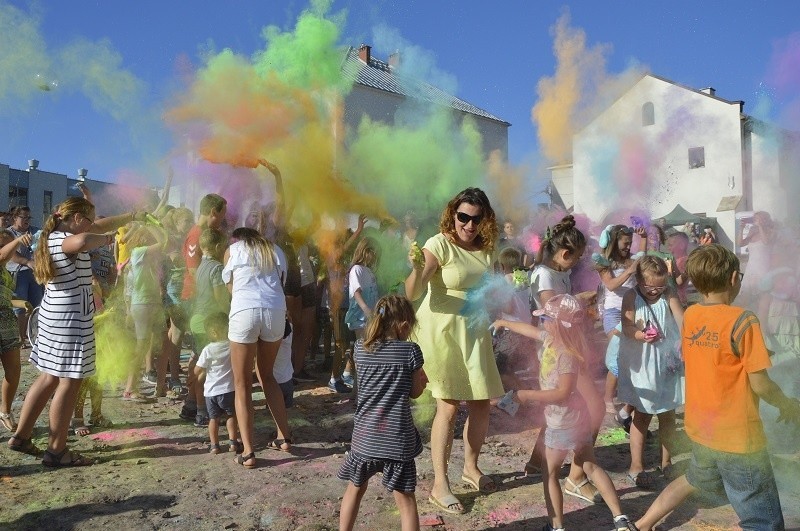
[29,231,96,378]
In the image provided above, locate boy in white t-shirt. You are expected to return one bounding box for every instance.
[194,313,243,455]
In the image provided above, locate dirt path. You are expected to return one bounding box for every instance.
[2,348,799,531]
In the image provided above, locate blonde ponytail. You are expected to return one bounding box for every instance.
[33,197,95,284]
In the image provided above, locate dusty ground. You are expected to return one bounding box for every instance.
[2,347,800,531]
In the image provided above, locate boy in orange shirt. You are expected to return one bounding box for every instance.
[635,244,800,531]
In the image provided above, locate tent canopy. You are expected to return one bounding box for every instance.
[656,204,716,227]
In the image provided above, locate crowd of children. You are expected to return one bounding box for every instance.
[2,176,799,531]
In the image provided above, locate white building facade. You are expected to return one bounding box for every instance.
[562,74,799,249]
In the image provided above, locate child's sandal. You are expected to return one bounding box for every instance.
[234,452,257,468]
[90,415,114,429]
[209,443,222,455]
[229,439,244,454]
[268,438,292,452]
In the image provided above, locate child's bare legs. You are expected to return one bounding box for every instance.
[604,372,618,406]
[124,338,149,395]
[225,415,239,443]
[87,377,104,424]
[208,417,220,446]
[1,347,21,425]
[339,482,369,531]
[629,410,653,476]
[656,411,676,469]
[155,332,171,396]
[543,446,569,528]
[635,475,696,530]
[394,491,420,531]
[574,444,625,517]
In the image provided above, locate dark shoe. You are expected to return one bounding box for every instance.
[194,413,209,427]
[293,370,316,383]
[327,379,352,393]
[179,406,197,422]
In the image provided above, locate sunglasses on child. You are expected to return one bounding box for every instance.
[642,284,667,293]
[456,211,483,225]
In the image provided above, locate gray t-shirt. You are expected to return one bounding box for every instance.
[190,256,225,334]
[530,264,571,311]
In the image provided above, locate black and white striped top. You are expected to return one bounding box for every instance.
[30,231,96,379]
[351,339,424,462]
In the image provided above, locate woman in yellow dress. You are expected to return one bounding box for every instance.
[405,187,504,514]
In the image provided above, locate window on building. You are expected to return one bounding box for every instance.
[43,190,53,217]
[689,147,705,169]
[642,102,655,126]
[9,186,28,207]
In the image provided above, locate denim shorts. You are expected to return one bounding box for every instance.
[0,308,21,352]
[12,268,43,316]
[205,391,235,419]
[228,308,285,344]
[544,423,593,451]
[685,442,784,530]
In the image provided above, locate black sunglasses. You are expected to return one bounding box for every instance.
[456,211,483,225]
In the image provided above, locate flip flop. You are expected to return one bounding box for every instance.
[428,493,466,514]
[461,473,497,493]
[0,412,16,432]
[42,448,94,467]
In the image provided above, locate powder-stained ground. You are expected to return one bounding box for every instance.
[2,348,800,531]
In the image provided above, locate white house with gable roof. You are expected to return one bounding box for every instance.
[551,73,800,250]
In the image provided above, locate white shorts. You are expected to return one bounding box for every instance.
[130,303,166,341]
[228,308,285,344]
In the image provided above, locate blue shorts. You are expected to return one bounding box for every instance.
[205,391,235,420]
[12,269,43,317]
[685,442,784,530]
[602,307,621,335]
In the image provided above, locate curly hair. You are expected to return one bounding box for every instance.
[439,187,497,251]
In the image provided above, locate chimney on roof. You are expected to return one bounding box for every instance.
[358,44,371,64]
[388,51,401,69]
[27,159,39,171]
[77,168,88,181]
[700,87,716,96]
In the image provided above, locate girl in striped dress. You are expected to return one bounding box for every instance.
[337,295,428,531]
[7,197,147,466]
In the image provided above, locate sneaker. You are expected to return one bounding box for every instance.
[179,404,197,421]
[542,524,565,531]
[340,373,354,387]
[194,413,209,427]
[293,370,316,383]
[142,370,158,386]
[496,391,519,417]
[327,379,352,394]
[613,515,639,530]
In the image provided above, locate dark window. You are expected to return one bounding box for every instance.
[642,102,655,126]
[43,190,53,218]
[9,186,28,207]
[689,147,705,169]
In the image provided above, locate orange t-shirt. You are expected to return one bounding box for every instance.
[683,303,772,454]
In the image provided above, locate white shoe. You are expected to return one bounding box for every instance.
[496,391,519,417]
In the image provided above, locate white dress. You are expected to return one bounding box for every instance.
[29,231,96,379]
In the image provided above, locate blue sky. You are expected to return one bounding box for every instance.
[1,0,798,185]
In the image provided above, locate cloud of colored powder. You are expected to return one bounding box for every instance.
[0,2,51,110]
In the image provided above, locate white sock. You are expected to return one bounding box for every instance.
[329,377,337,385]
[342,371,351,378]
[614,514,629,522]
[618,408,630,419]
